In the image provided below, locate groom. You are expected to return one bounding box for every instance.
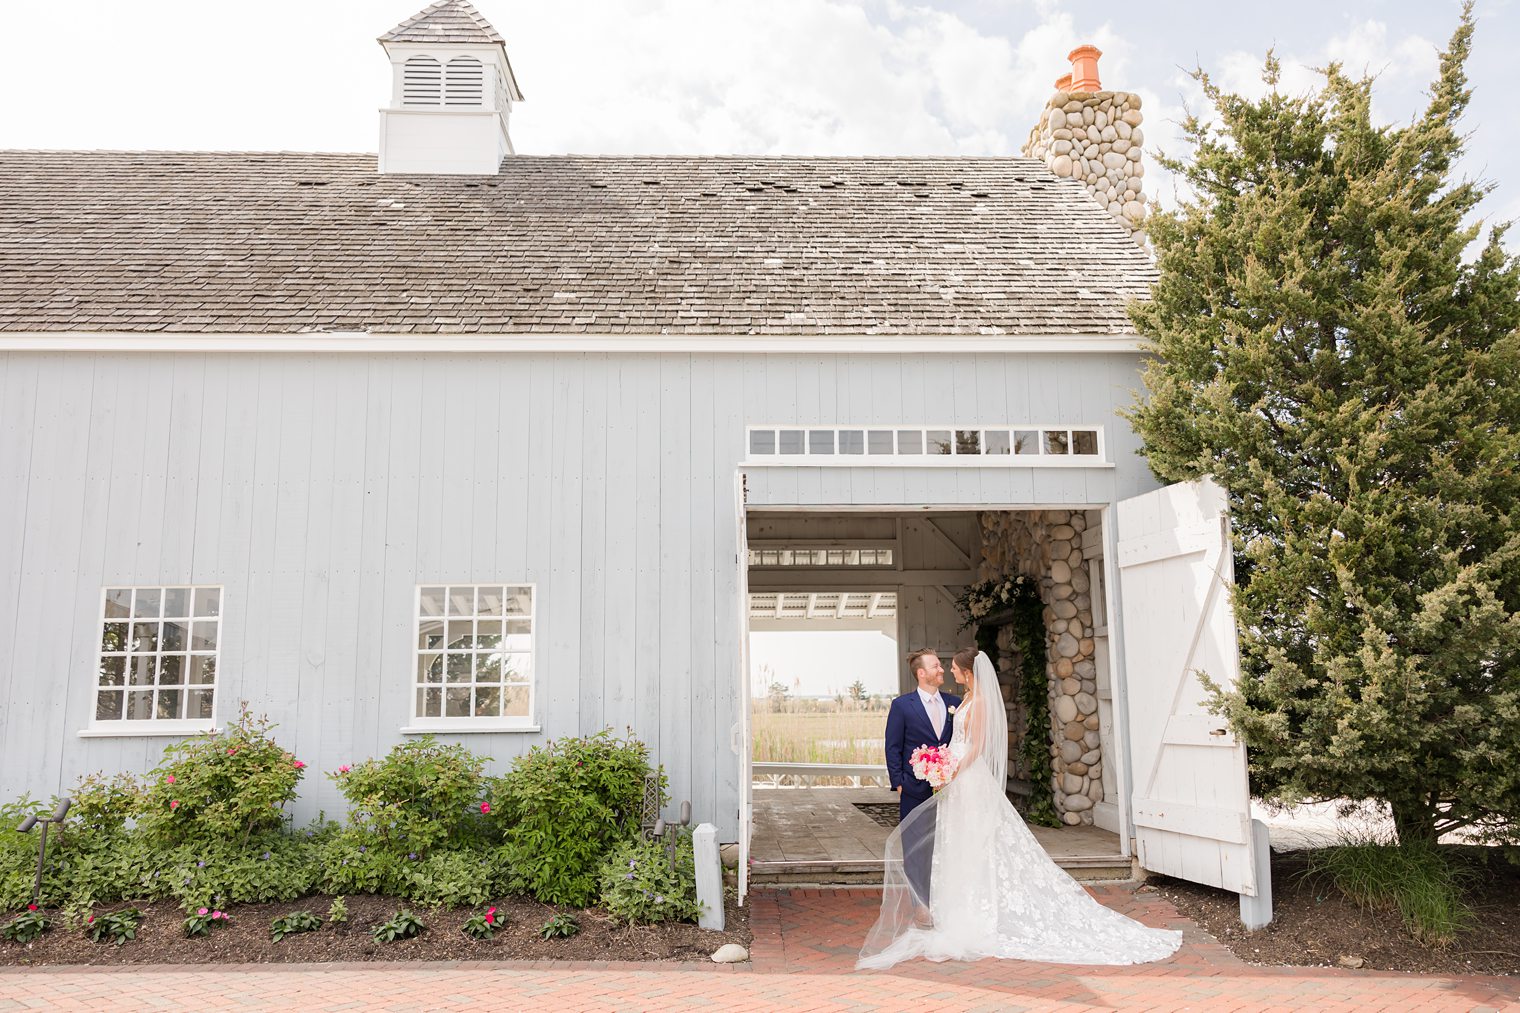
[884,648,961,907]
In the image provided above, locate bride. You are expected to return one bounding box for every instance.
[858,649,1182,969]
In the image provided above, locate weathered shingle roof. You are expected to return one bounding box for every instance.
[380,0,504,45]
[0,151,1156,335]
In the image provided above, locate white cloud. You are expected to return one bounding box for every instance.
[1194,20,1439,110]
[507,0,1074,156]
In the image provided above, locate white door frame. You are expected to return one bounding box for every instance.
[734,500,1135,866]
[734,470,753,903]
[1098,504,1136,857]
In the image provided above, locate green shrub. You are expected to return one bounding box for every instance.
[598,830,703,926]
[399,848,509,908]
[372,909,424,943]
[1,786,149,913]
[136,708,304,848]
[1307,841,1478,946]
[327,895,348,924]
[492,730,661,906]
[0,798,52,911]
[85,907,142,946]
[315,830,405,896]
[2,908,49,943]
[69,773,145,836]
[162,833,321,911]
[331,738,490,856]
[270,910,322,942]
[539,913,579,939]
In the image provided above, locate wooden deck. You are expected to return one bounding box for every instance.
[750,786,1132,884]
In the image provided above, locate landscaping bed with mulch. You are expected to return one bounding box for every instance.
[0,892,750,966]
[1153,848,1519,977]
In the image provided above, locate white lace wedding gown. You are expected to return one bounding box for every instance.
[857,652,1182,969]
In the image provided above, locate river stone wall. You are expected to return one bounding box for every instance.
[1022,89,1145,242]
[977,510,1104,826]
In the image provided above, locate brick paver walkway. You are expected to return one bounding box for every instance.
[3,885,1516,1011]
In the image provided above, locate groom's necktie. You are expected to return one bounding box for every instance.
[929,694,944,738]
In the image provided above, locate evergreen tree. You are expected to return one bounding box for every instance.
[1126,6,1520,847]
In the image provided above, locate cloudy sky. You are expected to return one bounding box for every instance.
[3,1,1516,227]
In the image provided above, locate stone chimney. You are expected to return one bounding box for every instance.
[1022,46,1146,240]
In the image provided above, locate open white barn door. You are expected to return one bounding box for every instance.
[733,470,754,903]
[1115,478,1258,897]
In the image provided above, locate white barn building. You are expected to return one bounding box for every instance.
[0,0,1265,911]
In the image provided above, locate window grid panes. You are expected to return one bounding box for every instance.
[415,584,534,722]
[97,586,220,724]
[748,547,895,567]
[746,427,1103,461]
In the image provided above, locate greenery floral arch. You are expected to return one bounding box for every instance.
[955,575,1059,827]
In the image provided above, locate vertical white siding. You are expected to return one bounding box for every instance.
[0,350,1156,837]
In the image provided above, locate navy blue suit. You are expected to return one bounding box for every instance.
[885,689,959,905]
[885,690,960,822]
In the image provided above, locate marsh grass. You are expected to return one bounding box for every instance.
[751,706,890,766]
[1305,835,1479,946]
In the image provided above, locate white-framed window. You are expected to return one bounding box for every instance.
[90,585,221,735]
[410,584,536,730]
[744,426,1106,466]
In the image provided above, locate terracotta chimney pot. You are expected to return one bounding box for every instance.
[1067,45,1102,92]
[1053,72,1072,91]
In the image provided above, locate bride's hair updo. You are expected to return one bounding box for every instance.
[952,648,978,675]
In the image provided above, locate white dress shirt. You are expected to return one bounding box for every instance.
[918,686,945,738]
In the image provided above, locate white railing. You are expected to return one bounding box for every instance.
[752,761,891,788]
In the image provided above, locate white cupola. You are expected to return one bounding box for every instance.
[377,0,524,174]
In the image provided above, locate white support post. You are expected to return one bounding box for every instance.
[694,822,725,931]
[1238,818,1274,930]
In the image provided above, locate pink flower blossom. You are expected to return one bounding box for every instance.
[27,904,37,912]
[338,764,351,774]
[480,802,491,814]
[212,910,224,919]
[198,907,208,916]
[165,775,175,785]
[170,800,180,809]
[293,760,306,770]
[226,748,236,756]
[86,915,94,924]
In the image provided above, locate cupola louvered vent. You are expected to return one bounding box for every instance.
[379,2,518,173]
[445,57,484,106]
[402,56,443,105]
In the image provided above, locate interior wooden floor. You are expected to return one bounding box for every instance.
[749,786,1131,884]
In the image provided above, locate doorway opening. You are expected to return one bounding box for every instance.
[742,508,1129,884]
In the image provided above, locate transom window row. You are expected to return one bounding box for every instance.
[747,547,894,567]
[746,426,1102,459]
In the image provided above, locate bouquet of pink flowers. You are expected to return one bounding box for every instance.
[909,744,958,791]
